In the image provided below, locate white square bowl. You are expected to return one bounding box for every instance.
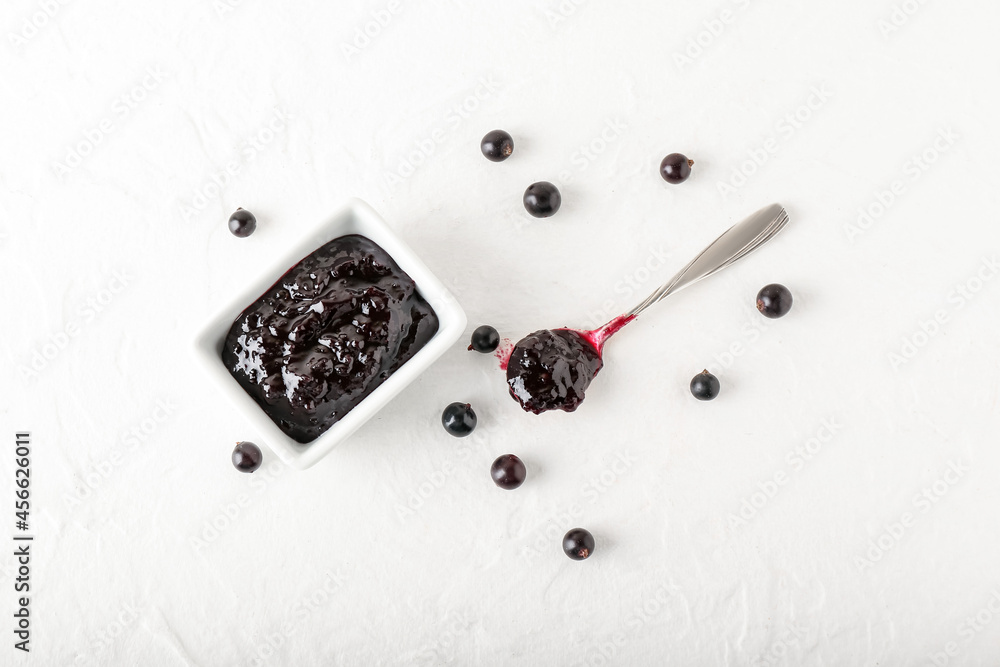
[193,199,467,470]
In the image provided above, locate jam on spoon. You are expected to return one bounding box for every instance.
[505,204,789,414]
[504,316,632,414]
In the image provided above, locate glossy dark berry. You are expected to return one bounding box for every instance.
[481,130,514,162]
[228,208,257,238]
[468,325,500,353]
[563,528,595,561]
[659,153,693,184]
[690,370,720,401]
[490,454,526,490]
[756,284,793,318]
[232,441,262,473]
[523,182,561,218]
[442,402,477,437]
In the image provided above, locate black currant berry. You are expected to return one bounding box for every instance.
[232,441,263,473]
[690,370,720,401]
[491,454,526,490]
[659,153,693,184]
[469,325,500,353]
[563,528,595,560]
[523,182,561,218]
[481,130,514,162]
[756,284,793,319]
[442,402,477,437]
[228,208,257,238]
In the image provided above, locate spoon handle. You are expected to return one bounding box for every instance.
[626,204,789,318]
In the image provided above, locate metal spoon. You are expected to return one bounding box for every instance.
[505,203,790,414]
[626,202,789,320]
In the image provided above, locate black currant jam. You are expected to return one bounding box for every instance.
[505,329,604,414]
[222,234,439,443]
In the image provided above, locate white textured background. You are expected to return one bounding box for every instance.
[2,0,1000,665]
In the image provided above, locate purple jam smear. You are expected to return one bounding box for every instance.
[222,234,439,443]
[505,329,604,414]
